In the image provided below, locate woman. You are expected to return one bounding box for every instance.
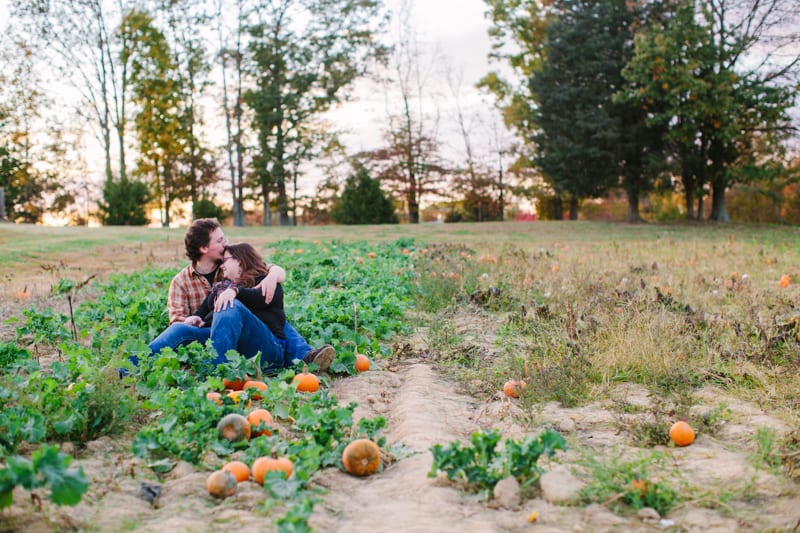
[191,243,289,370]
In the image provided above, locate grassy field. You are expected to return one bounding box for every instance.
[2,220,799,266]
[2,220,800,530]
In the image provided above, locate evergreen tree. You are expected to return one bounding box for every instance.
[531,0,663,221]
[330,167,398,225]
[97,176,150,226]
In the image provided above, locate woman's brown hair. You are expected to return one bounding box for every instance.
[224,243,269,288]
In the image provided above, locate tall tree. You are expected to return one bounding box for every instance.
[0,37,59,223]
[366,0,446,223]
[480,0,557,209]
[445,68,504,222]
[216,0,254,226]
[120,9,185,226]
[532,0,665,222]
[619,0,798,221]
[13,1,135,184]
[157,0,217,219]
[244,0,388,226]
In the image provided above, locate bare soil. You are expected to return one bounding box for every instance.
[2,237,800,532]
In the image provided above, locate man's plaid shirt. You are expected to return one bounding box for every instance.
[167,264,216,324]
[166,262,275,324]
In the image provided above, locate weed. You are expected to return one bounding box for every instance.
[578,451,681,516]
[691,403,732,437]
[429,429,567,496]
[523,352,593,408]
[749,426,783,473]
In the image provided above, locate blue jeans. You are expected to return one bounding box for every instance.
[142,313,310,368]
[283,321,312,362]
[209,300,285,369]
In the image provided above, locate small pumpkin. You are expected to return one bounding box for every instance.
[206,391,223,405]
[206,469,237,498]
[779,274,792,288]
[631,477,648,494]
[355,353,370,372]
[247,408,274,437]
[342,438,381,477]
[217,413,251,442]
[243,380,268,400]
[503,379,526,398]
[226,390,251,408]
[252,456,293,485]
[222,460,250,483]
[293,364,319,393]
[669,421,695,447]
[223,376,249,391]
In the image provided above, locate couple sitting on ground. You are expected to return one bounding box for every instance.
[129,218,335,374]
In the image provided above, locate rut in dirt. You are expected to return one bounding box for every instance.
[312,362,506,532]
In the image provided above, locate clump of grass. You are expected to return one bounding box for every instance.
[577,451,682,516]
[749,426,783,473]
[691,403,732,437]
[522,351,594,408]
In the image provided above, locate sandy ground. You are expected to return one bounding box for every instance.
[2,355,799,533]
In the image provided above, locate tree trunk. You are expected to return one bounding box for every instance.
[709,180,730,222]
[626,188,643,223]
[408,194,419,223]
[262,184,271,226]
[553,196,563,220]
[697,192,704,220]
[569,197,579,220]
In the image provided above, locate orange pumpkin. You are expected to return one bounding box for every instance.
[226,390,251,408]
[779,274,792,288]
[206,391,223,405]
[222,460,250,483]
[243,380,268,400]
[342,439,381,477]
[252,456,293,485]
[223,376,249,391]
[669,421,695,446]
[247,408,274,437]
[503,379,526,398]
[293,365,319,393]
[355,353,370,372]
[217,413,251,442]
[207,469,237,498]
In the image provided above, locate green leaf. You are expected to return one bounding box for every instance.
[147,459,177,474]
[47,466,88,506]
[31,445,88,506]
[52,413,78,435]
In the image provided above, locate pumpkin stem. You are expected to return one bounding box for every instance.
[252,352,263,381]
[302,363,309,375]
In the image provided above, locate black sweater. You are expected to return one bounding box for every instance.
[193,274,286,340]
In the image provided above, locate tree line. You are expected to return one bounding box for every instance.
[483,0,798,223]
[0,0,798,226]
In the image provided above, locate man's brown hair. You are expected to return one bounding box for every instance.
[185,218,220,263]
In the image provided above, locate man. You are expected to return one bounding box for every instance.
[142,218,334,371]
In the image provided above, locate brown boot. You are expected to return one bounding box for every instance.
[303,344,335,371]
